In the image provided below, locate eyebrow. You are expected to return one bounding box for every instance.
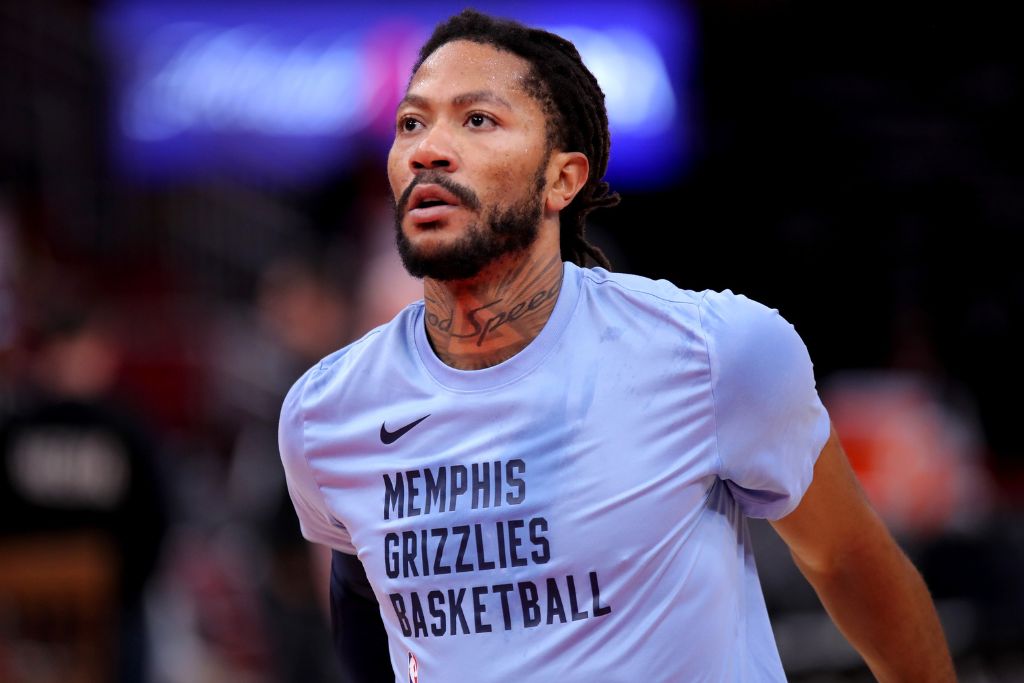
[397,90,513,112]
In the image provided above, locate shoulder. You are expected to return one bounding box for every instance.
[574,266,705,337]
[574,266,797,346]
[578,266,704,308]
[574,267,791,341]
[695,289,808,367]
[696,289,789,341]
[571,267,804,356]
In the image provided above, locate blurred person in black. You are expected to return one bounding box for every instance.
[0,302,168,683]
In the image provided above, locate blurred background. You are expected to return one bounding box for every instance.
[0,0,1021,681]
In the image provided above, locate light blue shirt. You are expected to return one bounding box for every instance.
[280,262,831,682]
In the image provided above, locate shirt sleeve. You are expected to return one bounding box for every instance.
[699,290,831,520]
[279,367,357,554]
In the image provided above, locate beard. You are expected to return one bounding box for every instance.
[394,167,546,282]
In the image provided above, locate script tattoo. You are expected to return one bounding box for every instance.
[424,255,562,368]
[425,286,559,347]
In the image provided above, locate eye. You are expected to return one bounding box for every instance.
[466,113,496,129]
[398,116,422,133]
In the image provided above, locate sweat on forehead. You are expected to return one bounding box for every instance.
[408,40,535,94]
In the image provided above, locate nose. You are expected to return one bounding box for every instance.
[408,124,458,173]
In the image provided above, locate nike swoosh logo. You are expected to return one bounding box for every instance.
[380,414,430,444]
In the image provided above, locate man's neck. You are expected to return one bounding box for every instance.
[422,252,564,370]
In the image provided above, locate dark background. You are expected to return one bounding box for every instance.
[1,1,1022,681]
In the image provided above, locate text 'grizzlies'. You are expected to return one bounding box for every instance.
[384,517,550,579]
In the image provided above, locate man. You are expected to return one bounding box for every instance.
[280,10,956,681]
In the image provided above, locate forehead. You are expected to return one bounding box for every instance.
[406,40,536,103]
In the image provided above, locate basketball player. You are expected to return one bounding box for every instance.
[280,10,956,681]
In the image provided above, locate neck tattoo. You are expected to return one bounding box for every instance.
[423,255,563,370]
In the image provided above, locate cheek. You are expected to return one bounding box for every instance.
[483,155,523,192]
[477,174,526,212]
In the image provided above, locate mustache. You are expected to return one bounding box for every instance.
[396,171,482,215]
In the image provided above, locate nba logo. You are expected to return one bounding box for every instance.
[408,652,419,683]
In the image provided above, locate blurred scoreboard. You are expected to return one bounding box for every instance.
[100,0,695,188]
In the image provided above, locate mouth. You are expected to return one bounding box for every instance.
[406,184,464,225]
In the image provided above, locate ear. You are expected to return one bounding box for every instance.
[545,151,590,213]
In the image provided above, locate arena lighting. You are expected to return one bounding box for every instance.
[553,26,678,135]
[100,1,695,187]
[122,26,371,140]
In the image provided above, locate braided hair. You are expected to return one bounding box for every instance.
[412,9,620,269]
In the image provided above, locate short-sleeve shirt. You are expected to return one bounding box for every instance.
[280,262,830,682]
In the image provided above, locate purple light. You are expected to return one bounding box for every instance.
[99,1,695,187]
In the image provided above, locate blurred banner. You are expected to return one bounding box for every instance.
[99,0,695,188]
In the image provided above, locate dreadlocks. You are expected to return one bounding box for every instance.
[413,9,621,270]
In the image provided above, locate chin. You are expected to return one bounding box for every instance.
[404,226,457,255]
